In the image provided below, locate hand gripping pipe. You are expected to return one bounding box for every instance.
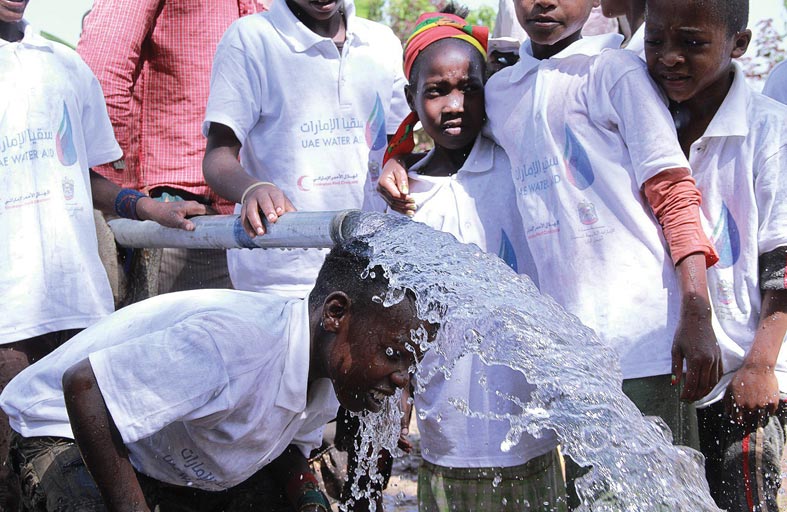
[107,210,363,249]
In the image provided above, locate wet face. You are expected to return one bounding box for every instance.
[644,0,750,105]
[326,298,432,413]
[514,0,597,47]
[0,0,28,24]
[286,0,343,23]
[407,41,486,152]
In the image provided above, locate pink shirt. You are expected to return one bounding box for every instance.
[77,0,267,213]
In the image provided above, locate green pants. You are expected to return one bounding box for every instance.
[418,448,567,511]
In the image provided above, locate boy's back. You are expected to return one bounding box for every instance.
[485,38,691,380]
[0,290,338,490]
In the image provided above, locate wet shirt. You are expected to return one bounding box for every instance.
[203,0,408,298]
[689,65,787,405]
[0,22,121,344]
[78,0,267,213]
[0,291,339,491]
[397,134,557,467]
[485,35,691,380]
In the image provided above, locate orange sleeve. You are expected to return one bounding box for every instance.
[643,168,719,268]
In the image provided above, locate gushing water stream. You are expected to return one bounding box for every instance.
[341,212,719,511]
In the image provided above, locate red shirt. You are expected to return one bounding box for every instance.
[77,0,267,213]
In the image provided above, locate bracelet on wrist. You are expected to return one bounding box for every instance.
[114,189,146,220]
[240,181,275,204]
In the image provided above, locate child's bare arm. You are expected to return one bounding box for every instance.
[376,154,424,216]
[63,359,150,512]
[725,288,787,426]
[643,168,722,401]
[89,171,208,231]
[671,253,723,402]
[203,123,295,237]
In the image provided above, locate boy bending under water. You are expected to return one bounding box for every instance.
[645,0,787,509]
[0,241,435,512]
[382,7,565,510]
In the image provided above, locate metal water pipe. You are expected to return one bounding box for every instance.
[107,210,363,249]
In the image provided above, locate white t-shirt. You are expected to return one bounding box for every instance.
[0,290,339,491]
[763,60,787,105]
[203,0,408,298]
[486,36,691,380]
[688,65,787,406]
[0,22,121,344]
[393,135,557,467]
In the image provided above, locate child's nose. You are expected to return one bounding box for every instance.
[659,46,685,67]
[445,92,464,112]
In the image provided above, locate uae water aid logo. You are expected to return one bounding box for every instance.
[56,102,78,166]
[710,202,741,269]
[365,94,388,181]
[564,127,600,225]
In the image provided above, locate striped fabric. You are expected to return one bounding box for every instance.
[77,0,267,214]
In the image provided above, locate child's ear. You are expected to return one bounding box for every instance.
[405,84,416,113]
[322,292,351,333]
[731,29,752,59]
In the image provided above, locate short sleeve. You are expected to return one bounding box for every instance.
[591,51,689,187]
[203,21,267,143]
[89,320,231,445]
[76,59,123,168]
[756,144,787,256]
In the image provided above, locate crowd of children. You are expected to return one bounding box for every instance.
[1,0,785,510]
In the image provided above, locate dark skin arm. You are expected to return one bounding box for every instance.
[63,359,149,512]
[671,253,723,401]
[375,153,427,215]
[90,170,207,230]
[267,445,326,512]
[725,289,787,428]
[202,123,295,237]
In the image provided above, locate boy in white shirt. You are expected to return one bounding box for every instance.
[0,240,435,512]
[644,0,787,509]
[382,8,564,510]
[201,0,408,299]
[0,3,207,507]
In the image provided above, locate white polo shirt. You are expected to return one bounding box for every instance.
[389,135,556,467]
[688,64,787,406]
[485,36,691,380]
[625,25,645,59]
[0,22,121,344]
[0,290,339,491]
[204,0,408,298]
[763,60,787,105]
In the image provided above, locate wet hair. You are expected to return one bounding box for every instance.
[310,239,396,314]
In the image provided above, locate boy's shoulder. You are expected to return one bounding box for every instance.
[587,48,648,83]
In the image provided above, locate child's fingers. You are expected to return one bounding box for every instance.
[243,199,266,237]
[670,346,683,389]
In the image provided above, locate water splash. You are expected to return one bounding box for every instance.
[344,212,720,511]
